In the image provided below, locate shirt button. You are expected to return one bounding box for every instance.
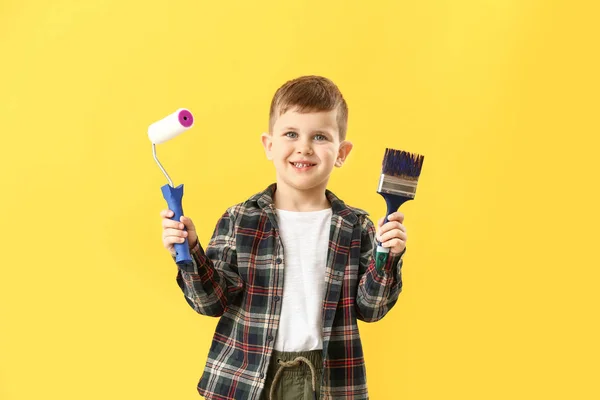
[274,296,280,302]
[275,258,282,264]
[260,373,264,379]
[267,335,273,342]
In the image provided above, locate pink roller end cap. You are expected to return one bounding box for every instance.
[178,109,194,128]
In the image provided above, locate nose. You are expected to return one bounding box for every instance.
[296,138,314,155]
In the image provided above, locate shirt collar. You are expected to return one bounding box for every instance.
[250,183,360,225]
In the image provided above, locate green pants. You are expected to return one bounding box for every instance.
[260,349,323,400]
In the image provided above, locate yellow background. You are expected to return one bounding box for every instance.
[1,0,598,399]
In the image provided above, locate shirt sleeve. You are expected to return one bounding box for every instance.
[175,209,244,317]
[355,215,405,322]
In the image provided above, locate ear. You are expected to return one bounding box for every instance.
[335,140,353,167]
[261,132,273,160]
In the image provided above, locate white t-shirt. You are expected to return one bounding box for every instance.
[274,207,332,352]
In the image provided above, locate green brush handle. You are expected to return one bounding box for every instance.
[375,248,389,271]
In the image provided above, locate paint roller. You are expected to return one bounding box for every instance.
[148,108,194,266]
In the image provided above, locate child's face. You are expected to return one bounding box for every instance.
[261,108,353,194]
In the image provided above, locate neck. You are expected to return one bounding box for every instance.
[273,183,330,212]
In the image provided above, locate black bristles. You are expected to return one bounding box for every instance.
[381,148,424,178]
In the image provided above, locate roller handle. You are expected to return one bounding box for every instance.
[161,183,193,266]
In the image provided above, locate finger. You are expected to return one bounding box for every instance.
[383,238,405,249]
[164,235,187,244]
[377,230,407,243]
[163,228,188,238]
[378,229,407,243]
[163,232,187,243]
[377,216,385,228]
[386,212,405,224]
[160,209,174,218]
[378,221,405,235]
[162,218,185,230]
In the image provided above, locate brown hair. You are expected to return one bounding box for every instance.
[269,75,349,140]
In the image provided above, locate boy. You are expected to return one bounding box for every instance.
[160,76,408,399]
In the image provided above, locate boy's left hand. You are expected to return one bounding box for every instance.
[376,212,407,254]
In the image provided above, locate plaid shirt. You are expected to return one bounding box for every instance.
[175,184,404,399]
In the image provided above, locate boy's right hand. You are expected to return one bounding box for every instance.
[160,209,198,255]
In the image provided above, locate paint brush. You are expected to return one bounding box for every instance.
[375,148,424,271]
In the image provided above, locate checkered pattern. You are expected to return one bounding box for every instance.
[175,184,404,399]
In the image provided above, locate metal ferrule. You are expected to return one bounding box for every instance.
[378,173,418,198]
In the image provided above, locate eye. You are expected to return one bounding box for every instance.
[314,134,327,141]
[285,131,298,138]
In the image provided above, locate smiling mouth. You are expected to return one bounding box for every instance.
[290,162,316,169]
